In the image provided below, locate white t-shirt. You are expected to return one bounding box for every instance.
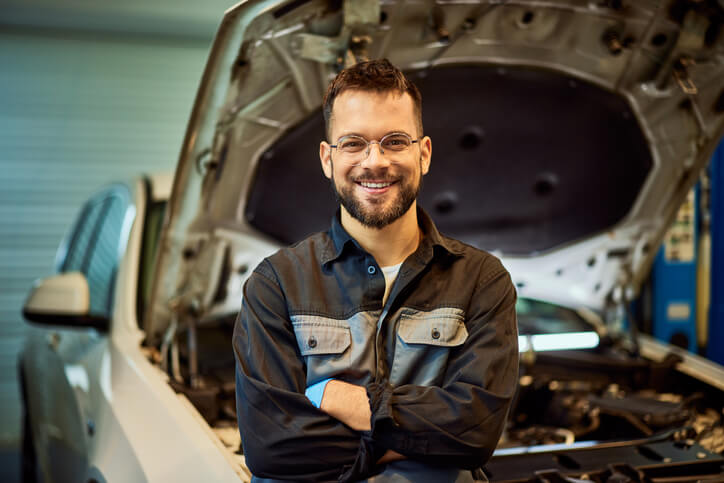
[380,262,403,305]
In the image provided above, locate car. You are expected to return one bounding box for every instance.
[19,174,251,482]
[20,0,724,482]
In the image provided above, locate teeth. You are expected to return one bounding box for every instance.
[360,182,392,188]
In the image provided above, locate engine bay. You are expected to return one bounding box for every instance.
[144,306,724,481]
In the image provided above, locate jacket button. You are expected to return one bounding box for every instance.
[431,328,441,340]
[308,336,317,348]
[367,265,376,275]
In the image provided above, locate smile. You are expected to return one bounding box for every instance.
[359,181,395,189]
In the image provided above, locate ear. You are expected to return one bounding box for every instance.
[419,135,431,175]
[320,141,333,179]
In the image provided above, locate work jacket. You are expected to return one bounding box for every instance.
[233,208,519,482]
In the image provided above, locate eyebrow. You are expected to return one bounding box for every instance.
[335,131,413,141]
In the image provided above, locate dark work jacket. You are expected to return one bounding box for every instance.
[233,208,519,482]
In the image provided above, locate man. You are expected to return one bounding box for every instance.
[234,59,518,482]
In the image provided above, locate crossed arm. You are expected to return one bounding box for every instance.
[233,259,519,481]
[317,380,405,464]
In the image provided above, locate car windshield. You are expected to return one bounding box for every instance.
[516,297,593,335]
[515,298,600,352]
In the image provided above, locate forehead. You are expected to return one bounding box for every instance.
[330,89,417,139]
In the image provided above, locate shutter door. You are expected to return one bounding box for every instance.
[0,30,210,445]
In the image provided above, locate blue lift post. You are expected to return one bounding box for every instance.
[652,186,699,354]
[708,140,724,364]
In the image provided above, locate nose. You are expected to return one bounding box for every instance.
[361,141,390,168]
[365,140,384,157]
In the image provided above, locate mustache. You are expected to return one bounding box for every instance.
[352,175,400,183]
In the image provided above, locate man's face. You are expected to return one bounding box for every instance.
[319,90,431,229]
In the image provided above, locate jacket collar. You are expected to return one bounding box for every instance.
[321,206,464,266]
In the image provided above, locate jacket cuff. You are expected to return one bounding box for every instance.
[366,382,430,456]
[367,381,395,428]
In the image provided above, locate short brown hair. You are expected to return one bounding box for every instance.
[322,59,423,140]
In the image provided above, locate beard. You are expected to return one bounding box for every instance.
[331,159,422,230]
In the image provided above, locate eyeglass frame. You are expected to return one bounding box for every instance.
[328,132,422,161]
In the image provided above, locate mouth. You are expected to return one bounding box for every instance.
[356,180,398,193]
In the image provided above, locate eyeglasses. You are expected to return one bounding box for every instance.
[329,132,420,163]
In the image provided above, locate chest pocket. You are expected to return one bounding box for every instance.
[292,318,351,385]
[390,310,468,387]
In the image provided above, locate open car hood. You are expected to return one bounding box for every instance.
[145,0,724,344]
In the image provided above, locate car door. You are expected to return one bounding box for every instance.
[22,183,133,483]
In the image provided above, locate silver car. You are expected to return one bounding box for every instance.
[20,0,724,481]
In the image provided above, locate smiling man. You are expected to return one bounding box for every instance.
[234,59,519,482]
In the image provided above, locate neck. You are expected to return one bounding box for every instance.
[341,203,421,267]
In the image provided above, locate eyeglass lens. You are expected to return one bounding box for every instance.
[337,134,413,155]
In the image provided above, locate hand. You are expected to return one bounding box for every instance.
[319,380,372,431]
[377,450,406,464]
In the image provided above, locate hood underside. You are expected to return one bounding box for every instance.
[145,0,724,344]
[247,64,653,254]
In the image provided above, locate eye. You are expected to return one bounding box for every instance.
[382,135,410,150]
[339,138,366,151]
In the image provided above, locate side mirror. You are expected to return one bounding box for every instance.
[23,272,108,331]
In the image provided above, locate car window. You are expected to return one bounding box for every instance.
[62,202,105,274]
[60,186,132,317]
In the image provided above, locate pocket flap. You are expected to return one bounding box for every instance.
[292,321,351,356]
[398,314,468,347]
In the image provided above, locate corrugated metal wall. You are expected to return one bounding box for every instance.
[0,27,213,447]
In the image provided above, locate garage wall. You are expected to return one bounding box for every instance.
[0,28,213,446]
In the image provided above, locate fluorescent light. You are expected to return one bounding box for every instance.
[519,331,600,352]
[494,440,599,456]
